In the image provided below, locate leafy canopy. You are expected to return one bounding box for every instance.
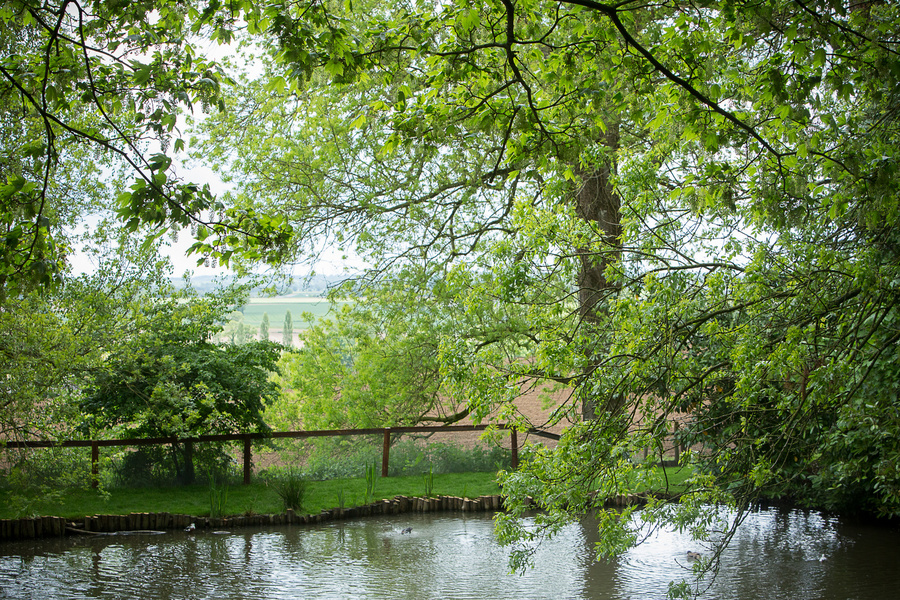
[197,0,900,566]
[80,287,282,441]
[6,0,900,586]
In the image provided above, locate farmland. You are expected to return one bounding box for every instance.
[237,296,343,328]
[222,296,348,346]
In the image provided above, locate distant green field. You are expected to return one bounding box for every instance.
[237,297,344,328]
[224,298,351,346]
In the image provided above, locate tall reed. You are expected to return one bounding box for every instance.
[423,466,435,497]
[208,475,229,518]
[364,462,377,504]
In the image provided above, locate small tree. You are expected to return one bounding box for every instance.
[282,310,293,347]
[274,272,471,430]
[235,322,249,345]
[260,312,270,341]
[81,291,281,484]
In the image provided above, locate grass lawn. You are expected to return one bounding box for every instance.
[0,472,502,520]
[0,467,693,520]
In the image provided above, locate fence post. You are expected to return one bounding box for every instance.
[91,441,99,489]
[382,428,391,477]
[511,429,518,470]
[243,435,252,485]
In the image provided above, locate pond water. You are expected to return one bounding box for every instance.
[1,508,898,599]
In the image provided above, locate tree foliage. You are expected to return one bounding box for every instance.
[282,309,293,347]
[1,231,174,440]
[275,264,517,430]
[5,0,900,584]
[260,311,270,341]
[80,287,281,483]
[0,0,311,296]
[194,0,900,563]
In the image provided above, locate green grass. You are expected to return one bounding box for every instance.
[0,472,502,520]
[656,465,693,492]
[0,467,693,520]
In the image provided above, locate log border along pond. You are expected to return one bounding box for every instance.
[0,492,650,542]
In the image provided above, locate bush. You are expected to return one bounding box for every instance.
[388,440,511,476]
[108,447,170,487]
[0,447,93,518]
[300,437,383,480]
[1,446,93,489]
[268,467,307,512]
[106,443,240,488]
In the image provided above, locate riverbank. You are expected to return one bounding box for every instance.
[0,472,502,522]
[0,467,693,541]
[0,471,504,541]
[0,493,512,541]
[0,491,661,542]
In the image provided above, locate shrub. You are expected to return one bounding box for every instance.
[388,440,511,476]
[0,447,93,517]
[1,446,92,489]
[258,436,512,482]
[106,443,239,488]
[269,467,307,512]
[301,437,382,480]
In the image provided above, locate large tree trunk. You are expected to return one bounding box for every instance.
[574,126,623,420]
[175,440,196,485]
[184,440,195,484]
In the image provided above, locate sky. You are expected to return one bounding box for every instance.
[67,160,230,278]
[68,38,361,281]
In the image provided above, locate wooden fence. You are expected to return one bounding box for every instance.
[2,425,560,487]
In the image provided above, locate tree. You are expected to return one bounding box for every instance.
[282,310,293,348]
[80,288,281,484]
[190,0,900,580]
[275,265,489,430]
[0,0,325,296]
[194,0,632,420]
[234,321,249,345]
[1,228,175,441]
[6,0,895,586]
[1,294,92,440]
[491,0,900,577]
[260,312,270,341]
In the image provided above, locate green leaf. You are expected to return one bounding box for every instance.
[149,154,172,173]
[324,60,344,78]
[133,63,153,85]
[813,48,827,68]
[349,113,366,129]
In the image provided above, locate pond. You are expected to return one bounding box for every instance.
[1,508,898,599]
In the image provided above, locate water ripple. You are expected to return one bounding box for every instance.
[1,509,898,600]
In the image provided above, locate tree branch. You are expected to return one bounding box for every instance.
[554,0,782,157]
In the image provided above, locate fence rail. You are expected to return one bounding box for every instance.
[2,425,561,487]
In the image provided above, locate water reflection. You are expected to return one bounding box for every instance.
[0,508,897,599]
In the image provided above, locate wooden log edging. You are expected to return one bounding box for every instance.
[0,516,67,540]
[0,494,512,542]
[0,493,654,542]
